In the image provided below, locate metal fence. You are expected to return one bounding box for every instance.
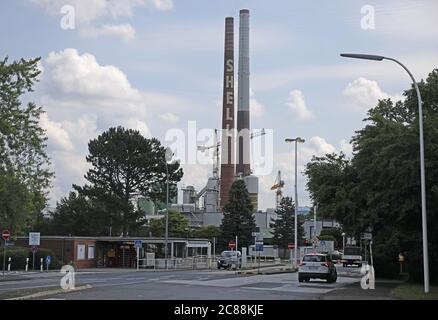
[138,256,215,270]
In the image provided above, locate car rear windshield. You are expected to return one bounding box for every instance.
[303,255,327,262]
[344,247,362,255]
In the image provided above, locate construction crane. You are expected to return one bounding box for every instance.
[250,128,266,139]
[197,129,220,178]
[271,170,284,208]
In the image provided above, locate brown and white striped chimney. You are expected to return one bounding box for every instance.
[219,17,236,209]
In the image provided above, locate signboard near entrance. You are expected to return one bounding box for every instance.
[29,232,40,246]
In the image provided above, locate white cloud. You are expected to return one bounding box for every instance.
[249,89,264,118]
[149,0,173,11]
[80,24,136,42]
[340,139,353,158]
[160,112,179,124]
[40,113,74,152]
[285,90,313,120]
[30,0,145,23]
[44,48,144,113]
[121,118,152,138]
[343,77,403,109]
[30,0,173,41]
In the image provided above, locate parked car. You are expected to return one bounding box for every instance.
[217,250,242,270]
[298,253,337,283]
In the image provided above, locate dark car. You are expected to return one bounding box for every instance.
[217,250,242,270]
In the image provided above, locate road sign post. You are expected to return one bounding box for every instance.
[45,256,51,271]
[2,230,10,276]
[31,245,38,270]
[134,240,142,271]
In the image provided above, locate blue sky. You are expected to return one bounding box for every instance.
[1,0,437,210]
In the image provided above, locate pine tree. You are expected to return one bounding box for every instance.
[270,197,304,249]
[220,179,256,250]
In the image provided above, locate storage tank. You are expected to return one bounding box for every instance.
[182,186,196,204]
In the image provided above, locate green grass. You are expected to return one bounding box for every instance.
[390,284,438,300]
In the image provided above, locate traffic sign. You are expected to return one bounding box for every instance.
[31,245,38,253]
[255,235,263,242]
[5,240,14,247]
[134,240,142,248]
[288,243,294,250]
[361,232,372,240]
[255,243,264,252]
[2,230,10,241]
[228,240,236,248]
[29,232,40,246]
[45,256,51,265]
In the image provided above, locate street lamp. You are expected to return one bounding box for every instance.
[163,147,174,269]
[285,137,305,268]
[340,53,429,293]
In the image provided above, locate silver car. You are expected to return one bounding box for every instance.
[298,253,337,283]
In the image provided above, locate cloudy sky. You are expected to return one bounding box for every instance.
[1,0,437,210]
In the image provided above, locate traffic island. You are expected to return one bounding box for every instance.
[4,285,92,300]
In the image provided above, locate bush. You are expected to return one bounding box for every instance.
[0,246,62,271]
[0,247,29,271]
[30,248,62,270]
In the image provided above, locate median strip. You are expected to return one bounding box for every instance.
[6,284,92,300]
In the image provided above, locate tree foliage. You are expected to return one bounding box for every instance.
[148,210,189,237]
[0,57,52,234]
[192,225,221,239]
[220,179,257,250]
[305,69,438,281]
[270,197,304,249]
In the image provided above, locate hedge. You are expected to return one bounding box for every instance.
[0,246,62,271]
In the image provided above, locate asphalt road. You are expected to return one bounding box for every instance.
[0,266,363,300]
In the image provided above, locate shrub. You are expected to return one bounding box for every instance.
[0,247,29,271]
[30,248,62,270]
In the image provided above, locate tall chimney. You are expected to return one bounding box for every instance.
[219,17,235,209]
[236,9,251,177]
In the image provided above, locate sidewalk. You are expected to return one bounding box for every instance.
[320,279,404,300]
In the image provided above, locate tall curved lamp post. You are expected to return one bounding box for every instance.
[340,53,429,293]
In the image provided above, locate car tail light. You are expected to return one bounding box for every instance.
[321,263,329,267]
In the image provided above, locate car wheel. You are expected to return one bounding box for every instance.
[343,263,346,267]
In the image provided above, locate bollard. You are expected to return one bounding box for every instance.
[40,258,43,272]
[7,257,11,272]
[25,258,29,272]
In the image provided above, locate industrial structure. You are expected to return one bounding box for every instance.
[140,9,272,235]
